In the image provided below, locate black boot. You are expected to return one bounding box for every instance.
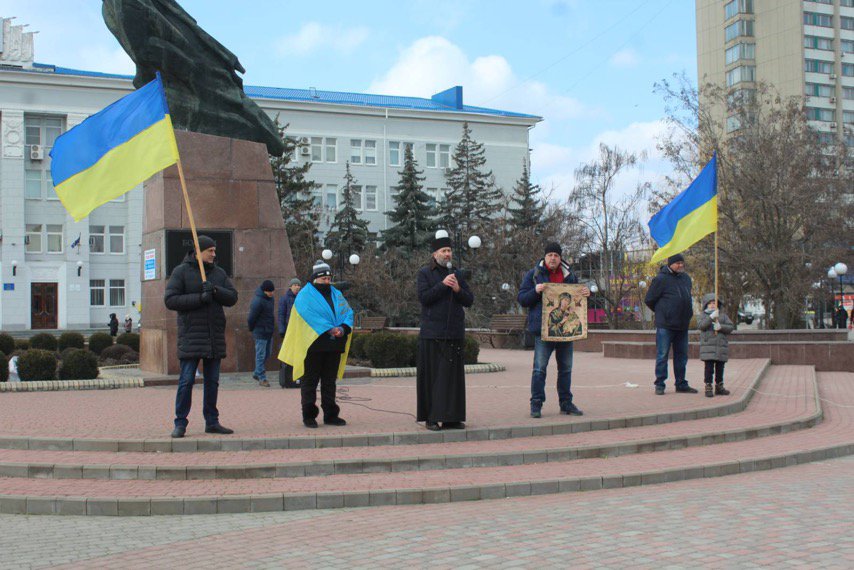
[715,383,730,396]
[705,383,713,398]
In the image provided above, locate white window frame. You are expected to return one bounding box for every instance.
[109,279,126,307]
[364,185,377,211]
[388,141,414,167]
[364,140,377,165]
[352,185,363,211]
[90,279,106,306]
[325,138,337,163]
[350,139,363,164]
[438,144,451,168]
[310,137,323,162]
[804,35,833,51]
[46,224,63,254]
[25,224,43,253]
[89,225,106,254]
[804,12,832,28]
[109,225,125,254]
[325,184,338,211]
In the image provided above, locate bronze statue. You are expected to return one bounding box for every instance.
[102,0,285,156]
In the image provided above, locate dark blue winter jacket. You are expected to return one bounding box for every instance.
[277,289,297,336]
[517,259,579,335]
[644,265,693,330]
[247,286,276,340]
[417,261,474,339]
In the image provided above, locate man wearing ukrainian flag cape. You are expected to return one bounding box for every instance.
[279,260,354,428]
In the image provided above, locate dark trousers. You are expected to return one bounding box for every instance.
[704,360,725,385]
[300,351,341,421]
[174,358,221,428]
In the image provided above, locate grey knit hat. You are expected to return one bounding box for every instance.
[311,260,332,281]
[289,278,302,287]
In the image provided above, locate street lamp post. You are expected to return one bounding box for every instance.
[434,229,481,277]
[321,248,360,282]
[829,262,848,328]
[638,280,647,329]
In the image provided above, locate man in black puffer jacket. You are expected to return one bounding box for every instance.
[164,235,239,438]
[644,253,697,395]
[248,280,276,387]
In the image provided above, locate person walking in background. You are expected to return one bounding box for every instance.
[416,233,474,431]
[280,261,353,429]
[645,253,698,395]
[248,279,276,387]
[164,235,238,438]
[697,294,734,398]
[277,278,302,388]
[517,242,589,418]
[835,305,849,330]
[123,315,133,334]
[108,313,119,337]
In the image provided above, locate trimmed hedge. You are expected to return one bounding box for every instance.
[58,349,99,380]
[29,333,58,351]
[464,335,479,364]
[14,339,29,351]
[58,332,86,351]
[0,351,8,382]
[364,332,414,368]
[349,333,370,360]
[16,349,57,381]
[115,332,140,353]
[88,332,114,356]
[0,333,14,356]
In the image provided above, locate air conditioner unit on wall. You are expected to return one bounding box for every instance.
[298,137,310,145]
[830,122,838,129]
[299,146,311,156]
[829,73,837,80]
[829,97,836,104]
[29,144,43,160]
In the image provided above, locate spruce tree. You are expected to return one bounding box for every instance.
[382,145,435,251]
[269,119,320,272]
[326,162,370,259]
[443,121,503,234]
[507,160,543,233]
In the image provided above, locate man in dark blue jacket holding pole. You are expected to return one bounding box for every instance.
[644,254,698,395]
[247,279,276,387]
[518,242,589,418]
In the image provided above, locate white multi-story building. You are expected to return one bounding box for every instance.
[0,17,540,330]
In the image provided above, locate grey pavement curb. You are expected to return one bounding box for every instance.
[0,378,144,392]
[370,363,505,377]
[0,360,818,481]
[0,359,770,453]
[2,442,851,516]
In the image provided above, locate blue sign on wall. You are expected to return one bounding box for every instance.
[3,283,14,291]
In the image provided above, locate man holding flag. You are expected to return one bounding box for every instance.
[645,153,718,395]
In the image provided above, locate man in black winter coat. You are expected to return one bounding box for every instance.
[248,279,276,387]
[164,235,239,438]
[644,253,698,395]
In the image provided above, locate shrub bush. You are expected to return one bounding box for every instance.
[0,333,14,356]
[14,339,29,351]
[0,351,8,383]
[88,332,114,356]
[464,336,480,365]
[29,333,58,351]
[60,347,79,362]
[58,332,85,351]
[16,349,57,381]
[120,349,140,364]
[349,333,370,359]
[58,349,99,380]
[364,332,415,368]
[100,343,133,363]
[406,334,419,367]
[115,332,140,353]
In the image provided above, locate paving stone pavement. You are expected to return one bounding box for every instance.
[1,455,852,569]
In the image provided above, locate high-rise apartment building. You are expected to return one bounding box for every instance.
[696,0,854,144]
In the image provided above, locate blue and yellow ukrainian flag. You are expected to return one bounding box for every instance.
[648,153,718,264]
[50,73,179,221]
[279,283,354,380]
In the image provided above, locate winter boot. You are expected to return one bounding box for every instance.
[715,383,730,396]
[705,383,714,398]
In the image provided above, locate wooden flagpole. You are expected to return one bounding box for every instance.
[175,158,207,282]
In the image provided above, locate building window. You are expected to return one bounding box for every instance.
[309,137,337,162]
[364,140,377,165]
[842,40,854,54]
[90,280,106,306]
[425,187,437,208]
[726,65,755,87]
[46,225,63,253]
[843,86,854,100]
[806,107,835,122]
[349,139,376,165]
[352,185,363,210]
[25,170,42,199]
[803,12,833,28]
[804,36,833,51]
[325,138,337,162]
[805,82,834,97]
[89,225,105,253]
[805,59,834,73]
[109,279,126,307]
[843,111,854,124]
[25,224,42,253]
[350,139,363,164]
[364,185,377,211]
[310,137,323,162]
[310,188,322,209]
[806,0,832,4]
[816,132,836,145]
[109,226,124,254]
[842,16,854,31]
[426,143,452,168]
[725,42,755,64]
[725,19,753,42]
[388,141,414,167]
[725,0,753,20]
[325,184,338,211]
[843,63,854,77]
[726,115,742,133]
[842,0,854,7]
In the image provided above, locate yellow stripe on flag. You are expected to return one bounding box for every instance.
[278,309,320,381]
[650,196,717,264]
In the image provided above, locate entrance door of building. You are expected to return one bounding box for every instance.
[31,282,58,329]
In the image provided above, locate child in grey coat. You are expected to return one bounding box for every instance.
[698,293,735,398]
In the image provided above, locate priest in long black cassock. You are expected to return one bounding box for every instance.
[416,232,474,431]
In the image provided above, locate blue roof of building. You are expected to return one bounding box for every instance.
[23,63,540,120]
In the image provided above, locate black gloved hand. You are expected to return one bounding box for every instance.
[200,281,214,304]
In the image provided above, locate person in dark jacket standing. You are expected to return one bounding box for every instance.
[518,242,590,418]
[835,305,849,330]
[248,279,276,387]
[277,278,301,388]
[416,233,475,431]
[697,293,734,398]
[164,235,238,438]
[108,313,119,337]
[644,253,698,395]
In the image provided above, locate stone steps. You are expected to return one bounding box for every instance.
[0,364,818,480]
[1,368,851,516]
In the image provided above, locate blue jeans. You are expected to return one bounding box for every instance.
[253,337,272,381]
[174,358,221,428]
[530,335,574,410]
[654,328,689,388]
